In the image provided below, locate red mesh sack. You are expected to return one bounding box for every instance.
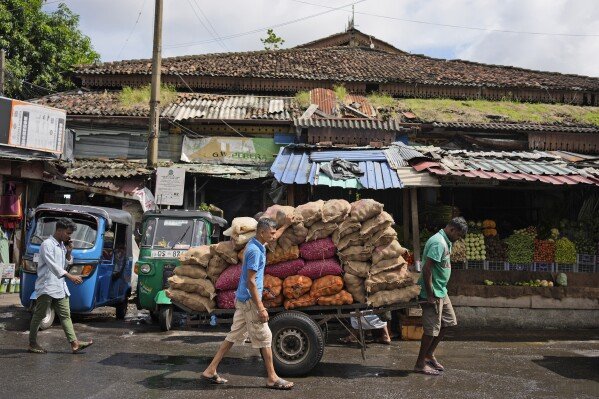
[215,264,242,291]
[298,258,343,279]
[216,290,236,309]
[265,258,305,279]
[300,238,336,261]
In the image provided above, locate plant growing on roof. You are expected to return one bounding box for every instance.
[333,85,348,102]
[119,84,177,109]
[294,90,311,109]
[261,29,285,50]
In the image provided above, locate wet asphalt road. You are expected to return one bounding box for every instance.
[0,293,598,399]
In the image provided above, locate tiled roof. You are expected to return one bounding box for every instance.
[34,91,300,121]
[75,47,599,91]
[296,28,406,55]
[60,160,156,179]
[431,122,599,134]
[294,117,405,131]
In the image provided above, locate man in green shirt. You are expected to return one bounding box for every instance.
[414,217,467,376]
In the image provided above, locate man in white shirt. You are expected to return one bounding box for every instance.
[28,218,93,354]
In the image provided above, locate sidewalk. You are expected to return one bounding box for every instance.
[0,293,21,308]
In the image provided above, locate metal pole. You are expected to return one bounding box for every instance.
[193,176,197,209]
[402,189,410,245]
[147,0,163,168]
[0,49,5,97]
[410,188,421,270]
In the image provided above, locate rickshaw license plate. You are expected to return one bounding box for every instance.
[151,250,183,258]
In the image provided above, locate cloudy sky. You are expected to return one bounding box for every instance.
[45,0,599,77]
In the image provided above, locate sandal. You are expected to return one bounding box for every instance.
[266,378,294,390]
[28,346,47,354]
[201,373,228,385]
[72,340,94,354]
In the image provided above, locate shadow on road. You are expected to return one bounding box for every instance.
[161,334,224,345]
[532,356,599,383]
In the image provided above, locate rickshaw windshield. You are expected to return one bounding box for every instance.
[31,216,98,249]
[141,218,208,249]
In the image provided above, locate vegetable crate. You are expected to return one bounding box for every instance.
[555,263,576,273]
[576,254,596,273]
[465,260,485,270]
[508,263,533,272]
[451,261,466,270]
[533,263,555,272]
[486,261,507,271]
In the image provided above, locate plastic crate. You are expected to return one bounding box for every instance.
[451,261,466,270]
[466,260,485,270]
[533,263,555,272]
[487,261,507,271]
[508,263,533,271]
[576,254,596,273]
[577,264,596,273]
[555,263,576,273]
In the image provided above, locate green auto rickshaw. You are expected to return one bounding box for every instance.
[135,210,227,331]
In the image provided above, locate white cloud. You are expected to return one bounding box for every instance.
[48,0,599,76]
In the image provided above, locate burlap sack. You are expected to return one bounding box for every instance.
[262,205,301,227]
[366,285,420,307]
[337,219,362,239]
[223,217,257,237]
[168,275,216,299]
[343,273,366,303]
[266,245,300,265]
[370,226,397,248]
[179,246,212,267]
[309,275,344,298]
[207,255,229,283]
[211,241,239,265]
[350,199,384,222]
[295,200,324,227]
[338,244,374,262]
[343,260,370,279]
[372,240,407,265]
[278,223,309,251]
[361,211,394,237]
[233,231,256,249]
[370,255,406,275]
[337,231,367,252]
[174,264,208,279]
[365,266,413,294]
[306,221,338,241]
[317,290,353,306]
[321,199,351,223]
[165,289,216,313]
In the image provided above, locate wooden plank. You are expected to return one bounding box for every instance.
[410,188,421,269]
[300,104,318,119]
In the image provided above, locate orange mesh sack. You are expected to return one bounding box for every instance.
[317,290,354,306]
[283,275,313,299]
[295,200,324,227]
[284,294,317,310]
[264,294,284,308]
[168,275,216,299]
[343,260,370,279]
[211,241,239,265]
[179,245,212,267]
[263,274,283,300]
[369,226,397,248]
[350,199,384,222]
[361,211,394,237]
[321,199,351,223]
[372,240,408,265]
[165,289,215,313]
[267,245,300,265]
[365,265,414,294]
[306,221,338,241]
[174,264,208,279]
[309,275,344,298]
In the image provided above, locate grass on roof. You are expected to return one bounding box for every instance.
[367,92,395,109]
[333,85,348,102]
[396,98,599,126]
[119,84,178,108]
[294,90,311,109]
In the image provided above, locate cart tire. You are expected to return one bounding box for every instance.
[158,305,173,332]
[115,301,127,320]
[38,306,55,331]
[269,311,325,377]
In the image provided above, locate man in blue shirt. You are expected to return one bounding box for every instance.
[202,217,294,390]
[28,218,93,354]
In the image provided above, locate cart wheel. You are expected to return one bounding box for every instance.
[115,301,127,320]
[38,306,55,331]
[269,311,325,377]
[158,305,173,332]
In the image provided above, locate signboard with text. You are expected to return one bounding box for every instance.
[155,167,186,206]
[181,136,281,165]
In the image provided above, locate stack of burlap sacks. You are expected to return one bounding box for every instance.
[165,217,258,312]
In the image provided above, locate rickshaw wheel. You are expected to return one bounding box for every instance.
[159,305,173,331]
[38,306,55,330]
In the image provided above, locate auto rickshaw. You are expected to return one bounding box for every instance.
[20,204,134,329]
[135,210,227,331]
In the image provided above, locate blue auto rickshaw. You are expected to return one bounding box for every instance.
[20,204,134,329]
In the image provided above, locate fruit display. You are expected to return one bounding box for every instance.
[555,237,577,264]
[571,231,596,255]
[465,233,485,261]
[485,236,507,261]
[514,226,537,239]
[483,279,553,287]
[505,232,534,263]
[482,220,498,237]
[451,239,467,262]
[533,240,556,263]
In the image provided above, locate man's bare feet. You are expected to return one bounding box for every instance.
[28,344,47,354]
[413,364,440,376]
[425,356,445,371]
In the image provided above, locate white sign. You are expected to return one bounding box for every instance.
[0,264,15,279]
[150,250,185,259]
[155,167,186,206]
[133,187,157,212]
[8,100,66,153]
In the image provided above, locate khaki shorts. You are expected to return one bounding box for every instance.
[421,296,457,337]
[225,300,272,349]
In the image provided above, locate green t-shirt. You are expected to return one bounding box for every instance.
[418,229,452,299]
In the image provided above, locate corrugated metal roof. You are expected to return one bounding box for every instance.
[61,160,155,179]
[308,88,376,117]
[384,143,428,168]
[310,150,387,162]
[432,122,599,134]
[294,118,405,131]
[181,164,270,180]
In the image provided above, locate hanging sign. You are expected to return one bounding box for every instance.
[181,136,280,165]
[155,167,186,206]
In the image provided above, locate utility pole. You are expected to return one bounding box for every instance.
[147,0,163,168]
[0,49,5,97]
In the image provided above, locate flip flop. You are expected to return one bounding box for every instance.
[201,373,228,385]
[413,367,440,376]
[266,378,294,390]
[28,347,47,354]
[426,359,445,371]
[72,340,94,354]
[338,336,358,344]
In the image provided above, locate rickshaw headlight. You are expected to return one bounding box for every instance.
[22,259,37,272]
[69,264,94,277]
[140,264,151,274]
